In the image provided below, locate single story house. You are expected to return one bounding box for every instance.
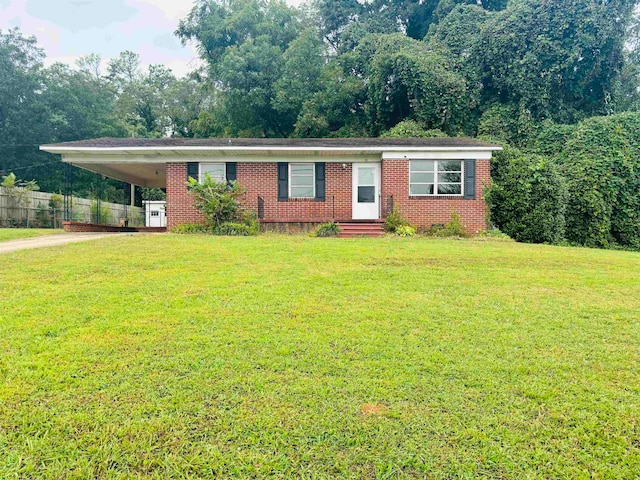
[40,137,501,233]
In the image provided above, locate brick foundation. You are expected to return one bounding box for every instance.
[62,222,166,233]
[166,160,490,234]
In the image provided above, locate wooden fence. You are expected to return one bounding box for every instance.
[0,187,144,228]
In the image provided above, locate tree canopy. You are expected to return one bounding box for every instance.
[3,0,640,247]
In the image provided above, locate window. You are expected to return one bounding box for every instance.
[289,163,315,198]
[409,160,463,196]
[200,163,225,183]
[150,211,160,217]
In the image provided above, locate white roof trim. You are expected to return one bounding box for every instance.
[41,145,501,154]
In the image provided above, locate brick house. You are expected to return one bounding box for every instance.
[41,138,501,234]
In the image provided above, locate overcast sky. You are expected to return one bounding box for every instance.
[0,0,303,77]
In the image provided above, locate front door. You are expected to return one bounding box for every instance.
[352,163,381,220]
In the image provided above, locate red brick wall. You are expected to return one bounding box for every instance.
[380,159,490,233]
[238,162,352,222]
[166,160,490,233]
[166,163,205,229]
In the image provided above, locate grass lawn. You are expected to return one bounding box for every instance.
[0,235,639,478]
[0,228,64,242]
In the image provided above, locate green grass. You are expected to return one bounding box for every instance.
[0,228,63,242]
[1,235,639,478]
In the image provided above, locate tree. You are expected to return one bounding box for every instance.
[177,0,311,137]
[473,0,637,123]
[0,29,52,186]
[380,120,447,138]
[1,173,40,227]
[559,112,640,249]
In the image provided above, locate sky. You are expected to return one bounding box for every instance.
[0,0,303,77]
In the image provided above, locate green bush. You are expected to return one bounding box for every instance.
[384,208,409,232]
[214,222,254,236]
[315,222,342,237]
[425,213,468,237]
[186,173,258,236]
[558,112,640,249]
[395,225,416,237]
[171,223,212,234]
[485,145,568,244]
[478,228,513,241]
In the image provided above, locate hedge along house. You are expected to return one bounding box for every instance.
[40,138,501,234]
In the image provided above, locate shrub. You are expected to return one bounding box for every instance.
[171,223,212,234]
[395,225,416,237]
[91,200,114,225]
[558,112,640,249]
[315,222,342,237]
[214,222,254,236]
[187,174,258,235]
[485,145,568,244]
[478,228,513,241]
[188,174,247,226]
[384,207,409,232]
[425,213,468,237]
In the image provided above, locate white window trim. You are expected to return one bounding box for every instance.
[199,163,226,183]
[289,163,315,199]
[409,160,464,197]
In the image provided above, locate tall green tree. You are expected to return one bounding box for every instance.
[177,0,314,137]
[0,28,52,182]
[473,0,637,123]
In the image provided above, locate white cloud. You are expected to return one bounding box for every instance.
[0,0,305,78]
[130,0,194,22]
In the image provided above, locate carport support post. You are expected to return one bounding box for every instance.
[95,173,102,225]
[63,163,73,222]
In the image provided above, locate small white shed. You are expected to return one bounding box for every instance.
[143,201,166,227]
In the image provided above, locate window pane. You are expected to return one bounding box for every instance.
[410,160,434,172]
[410,172,434,184]
[438,160,462,172]
[291,186,314,198]
[410,184,434,195]
[438,183,462,195]
[291,175,314,186]
[438,172,462,183]
[201,164,225,182]
[358,186,375,203]
[290,164,314,175]
[358,167,375,185]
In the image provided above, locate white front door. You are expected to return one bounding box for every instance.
[352,163,381,220]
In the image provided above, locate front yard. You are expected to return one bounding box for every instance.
[0,235,639,478]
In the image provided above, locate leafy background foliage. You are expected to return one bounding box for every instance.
[2,0,640,248]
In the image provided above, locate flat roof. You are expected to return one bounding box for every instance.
[42,136,499,150]
[39,136,501,187]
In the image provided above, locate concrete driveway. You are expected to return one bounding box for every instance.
[0,233,127,254]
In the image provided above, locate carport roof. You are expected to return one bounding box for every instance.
[39,137,501,187]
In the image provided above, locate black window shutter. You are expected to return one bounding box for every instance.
[226,162,237,184]
[278,162,288,202]
[315,162,326,201]
[187,162,199,182]
[464,159,476,200]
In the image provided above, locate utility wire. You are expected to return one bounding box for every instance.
[0,144,48,147]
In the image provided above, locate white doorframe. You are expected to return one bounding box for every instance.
[352,163,381,220]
